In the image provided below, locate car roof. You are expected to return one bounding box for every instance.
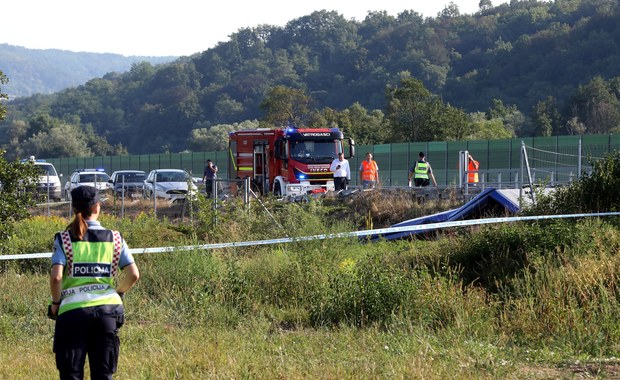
[77,170,109,175]
[112,170,145,174]
[75,168,107,173]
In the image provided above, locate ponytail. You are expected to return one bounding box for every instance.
[66,206,95,241]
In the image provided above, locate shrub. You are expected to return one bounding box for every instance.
[0,151,39,242]
[499,221,620,354]
[445,220,582,292]
[527,151,620,214]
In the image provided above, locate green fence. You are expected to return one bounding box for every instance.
[46,135,620,188]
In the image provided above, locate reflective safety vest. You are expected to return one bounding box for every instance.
[468,159,479,183]
[414,161,430,179]
[56,229,123,315]
[360,160,378,181]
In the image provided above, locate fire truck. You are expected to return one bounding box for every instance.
[228,127,355,197]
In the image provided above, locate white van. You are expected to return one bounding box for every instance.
[22,156,63,202]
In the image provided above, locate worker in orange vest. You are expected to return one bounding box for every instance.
[359,152,379,189]
[467,153,479,183]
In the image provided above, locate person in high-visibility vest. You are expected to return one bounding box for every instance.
[467,153,479,183]
[408,152,437,187]
[49,185,139,379]
[359,152,379,189]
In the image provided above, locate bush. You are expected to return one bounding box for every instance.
[309,250,412,327]
[446,220,580,292]
[528,151,620,214]
[498,219,620,354]
[0,151,39,242]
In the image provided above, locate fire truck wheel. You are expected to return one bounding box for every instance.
[274,182,282,196]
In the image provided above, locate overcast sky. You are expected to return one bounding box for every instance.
[2,0,509,57]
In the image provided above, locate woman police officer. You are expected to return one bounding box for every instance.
[49,185,139,380]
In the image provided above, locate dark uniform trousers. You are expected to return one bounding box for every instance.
[414,178,430,187]
[54,310,123,380]
[334,177,348,191]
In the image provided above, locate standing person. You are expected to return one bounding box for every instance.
[330,152,351,191]
[49,185,139,380]
[359,152,379,189]
[409,152,438,187]
[467,152,480,184]
[202,159,218,198]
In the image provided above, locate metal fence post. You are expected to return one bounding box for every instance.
[244,177,250,207]
[153,175,157,215]
[578,137,582,178]
[121,175,125,219]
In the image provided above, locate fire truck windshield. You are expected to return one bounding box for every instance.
[290,140,339,163]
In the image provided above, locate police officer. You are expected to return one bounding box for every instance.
[409,152,438,187]
[49,185,139,380]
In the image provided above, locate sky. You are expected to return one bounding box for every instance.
[3,0,509,57]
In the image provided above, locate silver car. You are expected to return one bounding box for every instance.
[143,169,197,200]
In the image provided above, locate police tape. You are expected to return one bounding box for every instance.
[2,211,620,261]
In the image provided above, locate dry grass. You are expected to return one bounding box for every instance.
[30,197,191,221]
[32,188,462,230]
[330,188,461,229]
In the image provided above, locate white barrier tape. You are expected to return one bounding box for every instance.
[2,212,620,261]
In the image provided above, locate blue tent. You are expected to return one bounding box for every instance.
[370,188,521,241]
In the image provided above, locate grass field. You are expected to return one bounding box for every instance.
[3,187,620,379]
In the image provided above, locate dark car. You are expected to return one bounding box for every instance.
[108,170,146,198]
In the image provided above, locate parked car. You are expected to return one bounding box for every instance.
[108,170,146,198]
[64,168,111,200]
[20,156,63,202]
[143,169,197,201]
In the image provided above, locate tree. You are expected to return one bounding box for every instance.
[532,96,561,136]
[188,120,260,152]
[439,2,461,18]
[479,0,493,11]
[468,112,514,139]
[23,123,92,158]
[486,99,525,136]
[568,76,620,135]
[434,104,471,141]
[260,86,311,127]
[0,74,39,241]
[0,71,7,120]
[313,103,388,145]
[386,76,467,142]
[386,77,434,142]
[565,116,586,135]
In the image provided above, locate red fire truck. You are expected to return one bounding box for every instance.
[228,127,355,197]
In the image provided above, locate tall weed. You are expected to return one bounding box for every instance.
[447,220,581,292]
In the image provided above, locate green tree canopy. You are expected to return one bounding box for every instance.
[0,74,39,241]
[260,86,311,127]
[188,120,260,152]
[0,71,7,120]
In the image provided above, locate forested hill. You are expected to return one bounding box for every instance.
[0,44,176,98]
[2,0,620,158]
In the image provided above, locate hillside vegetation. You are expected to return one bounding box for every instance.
[0,43,176,98]
[1,0,620,159]
[1,153,620,378]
